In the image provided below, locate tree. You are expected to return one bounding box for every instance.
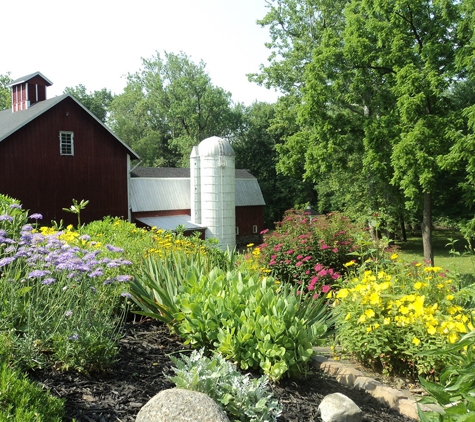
[109,51,241,167]
[64,85,114,123]
[256,0,470,264]
[0,73,12,110]
[233,101,316,227]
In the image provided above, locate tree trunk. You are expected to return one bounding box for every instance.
[399,216,407,242]
[421,193,434,266]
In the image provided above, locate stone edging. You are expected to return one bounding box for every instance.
[312,355,441,420]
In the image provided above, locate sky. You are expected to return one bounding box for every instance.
[2,0,280,106]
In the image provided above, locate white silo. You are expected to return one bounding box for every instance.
[198,136,235,250]
[190,145,201,225]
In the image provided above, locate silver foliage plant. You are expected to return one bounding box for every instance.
[167,348,283,422]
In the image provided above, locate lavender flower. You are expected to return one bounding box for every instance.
[79,234,91,241]
[29,213,43,220]
[21,224,33,232]
[0,215,13,222]
[28,269,50,278]
[89,269,104,278]
[9,204,22,209]
[69,334,79,341]
[42,278,56,285]
[0,257,15,267]
[65,310,73,317]
[116,275,132,282]
[106,244,124,253]
[121,292,132,299]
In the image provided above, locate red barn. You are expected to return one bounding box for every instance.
[0,72,139,225]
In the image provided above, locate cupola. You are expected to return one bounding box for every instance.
[7,72,53,112]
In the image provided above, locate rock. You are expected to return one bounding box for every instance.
[318,392,363,422]
[135,388,230,422]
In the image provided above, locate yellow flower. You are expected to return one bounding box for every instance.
[357,314,367,324]
[247,243,255,248]
[390,253,398,260]
[412,337,421,346]
[383,317,391,325]
[446,295,455,301]
[414,282,423,290]
[364,309,375,318]
[369,293,380,305]
[336,289,349,299]
[427,325,436,335]
[344,261,356,267]
[345,313,351,321]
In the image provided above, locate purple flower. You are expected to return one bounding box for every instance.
[9,204,22,209]
[106,244,124,253]
[116,275,132,282]
[28,270,50,278]
[29,213,43,220]
[69,334,79,341]
[0,215,13,222]
[0,257,15,267]
[121,292,132,299]
[79,234,91,241]
[42,278,56,285]
[89,269,104,278]
[65,310,73,317]
[21,224,34,232]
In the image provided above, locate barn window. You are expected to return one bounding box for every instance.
[60,131,74,156]
[253,225,258,234]
[235,227,239,235]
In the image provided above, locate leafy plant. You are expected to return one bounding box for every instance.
[334,256,475,378]
[417,330,475,421]
[62,198,89,228]
[168,348,282,422]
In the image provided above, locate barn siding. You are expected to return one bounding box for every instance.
[0,97,131,225]
[236,205,264,246]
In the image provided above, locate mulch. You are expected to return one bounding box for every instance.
[28,318,416,422]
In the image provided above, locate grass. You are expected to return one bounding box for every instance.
[395,229,475,275]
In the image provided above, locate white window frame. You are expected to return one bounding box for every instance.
[235,227,239,235]
[253,225,258,234]
[60,131,74,156]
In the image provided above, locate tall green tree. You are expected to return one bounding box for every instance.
[256,0,471,264]
[64,85,114,123]
[0,73,12,110]
[233,102,316,227]
[109,51,241,167]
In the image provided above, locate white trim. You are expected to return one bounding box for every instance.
[59,131,74,156]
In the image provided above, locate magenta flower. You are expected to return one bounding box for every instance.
[296,261,303,267]
[322,285,331,293]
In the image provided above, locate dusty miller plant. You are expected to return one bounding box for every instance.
[167,348,283,422]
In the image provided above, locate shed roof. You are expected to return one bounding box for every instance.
[135,215,204,232]
[0,94,139,160]
[131,167,256,179]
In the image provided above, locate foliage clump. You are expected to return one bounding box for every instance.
[168,348,282,422]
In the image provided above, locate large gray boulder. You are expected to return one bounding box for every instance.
[318,392,363,422]
[135,388,230,422]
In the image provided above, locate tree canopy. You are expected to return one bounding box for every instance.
[63,85,114,123]
[109,51,241,167]
[0,73,12,110]
[254,0,475,264]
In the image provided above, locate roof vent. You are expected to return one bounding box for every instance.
[8,72,53,112]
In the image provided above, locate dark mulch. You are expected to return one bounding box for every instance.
[28,319,415,422]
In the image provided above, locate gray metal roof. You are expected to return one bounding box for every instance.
[0,94,139,160]
[135,215,204,231]
[131,167,256,179]
[130,178,190,212]
[130,175,265,212]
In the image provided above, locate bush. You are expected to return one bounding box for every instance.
[168,348,282,422]
[259,210,361,297]
[131,254,333,381]
[334,256,475,378]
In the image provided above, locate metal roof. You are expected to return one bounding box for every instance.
[0,94,139,160]
[135,215,205,231]
[130,176,265,212]
[130,178,190,212]
[131,167,256,179]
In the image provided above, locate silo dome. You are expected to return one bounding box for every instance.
[198,136,235,158]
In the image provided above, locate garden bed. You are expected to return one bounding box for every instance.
[29,318,415,422]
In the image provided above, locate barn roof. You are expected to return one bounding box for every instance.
[7,71,53,87]
[131,167,256,179]
[130,167,265,212]
[0,94,139,160]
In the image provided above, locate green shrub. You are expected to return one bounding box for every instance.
[259,209,361,296]
[130,254,333,380]
[168,348,282,422]
[333,256,475,378]
[0,333,64,421]
[417,330,475,421]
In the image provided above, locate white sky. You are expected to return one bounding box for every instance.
[2,0,279,106]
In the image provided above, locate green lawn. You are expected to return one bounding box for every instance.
[395,229,475,275]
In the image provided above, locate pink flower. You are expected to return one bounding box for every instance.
[297,254,304,260]
[321,285,331,293]
[286,249,294,254]
[313,293,320,299]
[296,261,303,267]
[321,244,329,250]
[318,269,328,277]
[314,263,324,272]
[305,270,310,275]
[269,260,276,266]
[271,254,277,259]
[303,256,312,261]
[332,248,338,253]
[260,229,269,234]
[285,259,291,265]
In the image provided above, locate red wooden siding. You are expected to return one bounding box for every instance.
[236,205,264,245]
[0,97,131,225]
